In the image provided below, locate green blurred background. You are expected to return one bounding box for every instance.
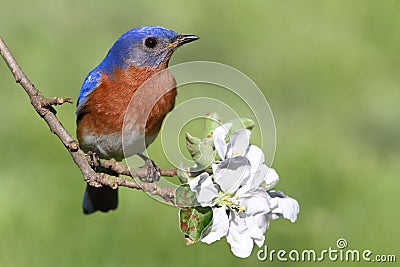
[1,0,399,266]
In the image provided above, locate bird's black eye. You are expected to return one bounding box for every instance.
[144,37,158,48]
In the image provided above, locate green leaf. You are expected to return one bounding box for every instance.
[174,184,199,208]
[177,167,190,184]
[185,133,215,168]
[179,206,213,243]
[185,132,201,153]
[228,118,255,138]
[203,113,222,138]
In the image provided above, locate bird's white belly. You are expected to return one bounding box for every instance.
[81,131,147,160]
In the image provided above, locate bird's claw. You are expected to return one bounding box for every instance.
[141,159,161,183]
[87,151,100,170]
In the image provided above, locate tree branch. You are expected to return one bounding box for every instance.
[41,96,73,107]
[0,36,177,205]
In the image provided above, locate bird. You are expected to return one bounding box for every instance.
[76,26,199,214]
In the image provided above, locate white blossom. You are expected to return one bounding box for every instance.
[188,124,300,258]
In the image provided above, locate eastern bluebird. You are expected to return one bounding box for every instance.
[76,26,198,214]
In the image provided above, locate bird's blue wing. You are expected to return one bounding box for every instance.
[76,69,102,115]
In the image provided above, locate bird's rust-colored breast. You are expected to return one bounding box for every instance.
[76,65,177,144]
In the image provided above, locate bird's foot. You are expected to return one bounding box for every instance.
[139,157,161,183]
[87,151,100,170]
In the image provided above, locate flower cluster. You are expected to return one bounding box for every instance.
[188,122,299,258]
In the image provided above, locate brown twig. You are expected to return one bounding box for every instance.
[41,96,73,107]
[98,158,177,177]
[0,36,177,204]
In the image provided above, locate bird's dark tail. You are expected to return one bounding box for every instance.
[82,185,118,215]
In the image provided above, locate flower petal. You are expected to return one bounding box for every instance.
[200,207,229,244]
[245,145,265,175]
[211,163,218,174]
[269,190,300,222]
[189,173,219,206]
[262,168,279,191]
[238,187,272,216]
[248,164,268,189]
[214,157,251,193]
[226,129,251,158]
[249,165,279,191]
[226,212,254,258]
[254,213,271,234]
[212,122,232,159]
[245,216,265,247]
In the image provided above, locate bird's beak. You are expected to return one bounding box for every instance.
[177,35,200,46]
[167,35,199,48]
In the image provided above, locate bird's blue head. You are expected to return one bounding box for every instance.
[98,26,199,72]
